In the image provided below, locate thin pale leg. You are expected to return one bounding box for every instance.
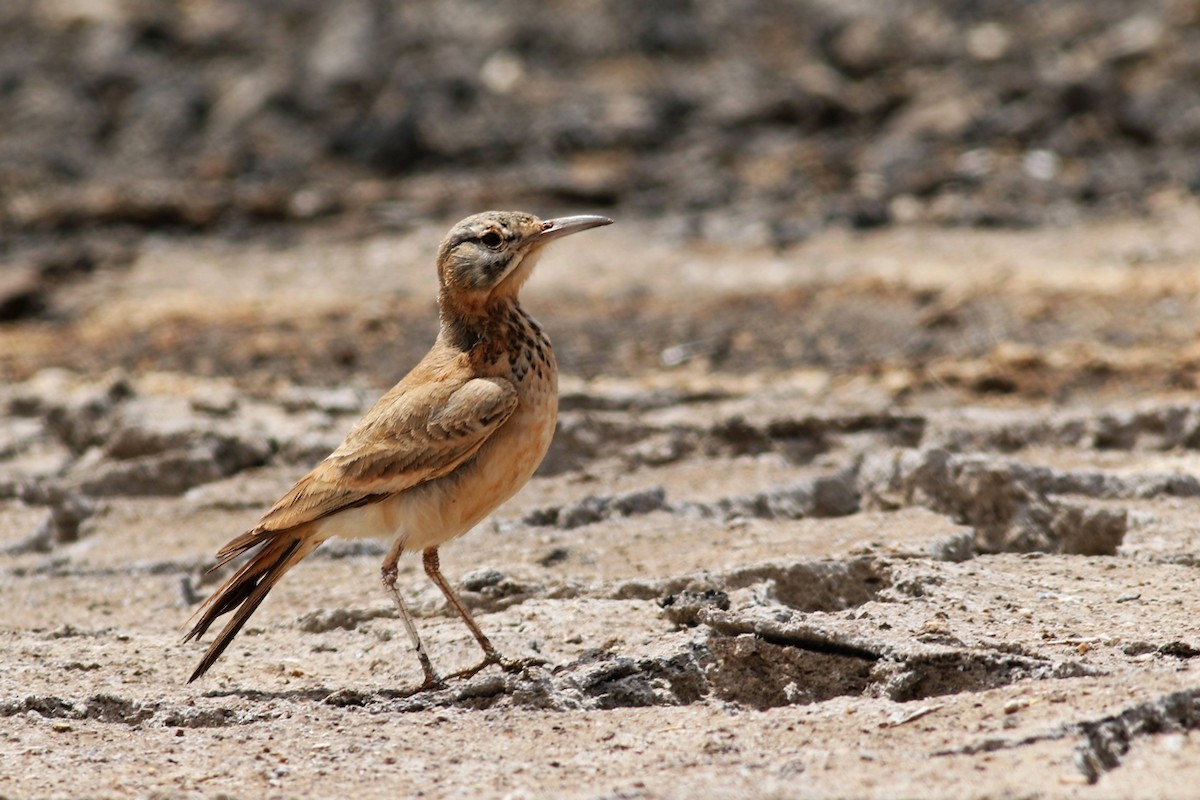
[422,548,503,679]
[381,539,443,691]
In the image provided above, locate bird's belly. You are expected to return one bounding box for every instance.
[411,385,558,547]
[318,378,558,553]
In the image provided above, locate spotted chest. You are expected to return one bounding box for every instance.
[474,303,556,391]
[486,304,558,471]
[419,302,558,537]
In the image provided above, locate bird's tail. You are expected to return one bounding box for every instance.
[183,526,320,683]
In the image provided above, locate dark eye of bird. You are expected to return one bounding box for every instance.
[480,231,502,249]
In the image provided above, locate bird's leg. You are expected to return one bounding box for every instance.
[422,548,548,679]
[381,540,444,692]
[423,547,536,680]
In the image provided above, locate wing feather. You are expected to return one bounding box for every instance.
[227,375,517,554]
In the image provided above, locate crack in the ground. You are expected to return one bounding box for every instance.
[0,692,272,728]
[521,470,863,531]
[11,614,1146,734]
[1073,686,1200,783]
[930,685,1200,785]
[931,730,1070,758]
[178,599,1104,715]
[696,607,883,662]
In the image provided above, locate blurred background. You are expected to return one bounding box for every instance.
[1,0,1199,390]
[4,0,1199,242]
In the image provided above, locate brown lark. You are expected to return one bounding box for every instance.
[184,210,613,688]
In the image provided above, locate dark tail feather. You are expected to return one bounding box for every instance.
[212,528,275,568]
[184,532,311,683]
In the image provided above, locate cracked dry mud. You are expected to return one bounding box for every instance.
[5,208,1200,798]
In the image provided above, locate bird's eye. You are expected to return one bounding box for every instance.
[480,231,503,249]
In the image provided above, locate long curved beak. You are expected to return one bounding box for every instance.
[536,214,614,245]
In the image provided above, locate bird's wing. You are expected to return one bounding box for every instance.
[215,376,517,562]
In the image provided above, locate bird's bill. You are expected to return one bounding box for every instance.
[536,214,614,245]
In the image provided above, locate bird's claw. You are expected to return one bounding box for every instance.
[444,652,547,681]
[395,673,448,697]
[445,651,502,682]
[500,656,548,674]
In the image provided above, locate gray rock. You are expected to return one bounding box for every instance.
[859,447,1134,554]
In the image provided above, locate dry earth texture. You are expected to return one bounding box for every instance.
[5,3,1200,798]
[3,204,1200,798]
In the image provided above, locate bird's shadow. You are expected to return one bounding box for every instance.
[196,669,522,709]
[193,652,619,711]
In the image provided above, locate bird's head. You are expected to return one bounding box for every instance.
[435,211,612,312]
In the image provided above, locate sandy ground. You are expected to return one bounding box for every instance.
[4,205,1200,798]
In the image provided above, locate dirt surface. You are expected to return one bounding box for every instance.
[5,1,1200,798]
[3,202,1200,798]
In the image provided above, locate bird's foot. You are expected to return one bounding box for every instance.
[445,651,502,682]
[445,653,549,683]
[393,670,447,697]
[499,655,548,674]
[419,673,448,692]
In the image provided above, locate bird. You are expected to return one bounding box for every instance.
[183,210,613,688]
